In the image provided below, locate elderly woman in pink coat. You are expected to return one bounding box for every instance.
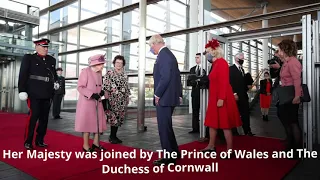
[75,54,107,152]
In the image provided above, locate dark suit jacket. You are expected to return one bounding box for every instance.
[153,47,182,107]
[260,79,273,95]
[229,64,248,101]
[189,65,206,97]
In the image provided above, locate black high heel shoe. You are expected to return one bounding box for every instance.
[83,147,93,152]
[92,144,106,151]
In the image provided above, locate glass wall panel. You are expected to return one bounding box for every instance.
[123,0,139,6]
[49,1,79,29]
[65,79,78,101]
[123,10,139,40]
[169,12,186,29]
[80,16,120,47]
[80,0,121,20]
[146,16,166,36]
[50,28,78,53]
[65,63,77,78]
[35,14,49,35]
[169,0,186,16]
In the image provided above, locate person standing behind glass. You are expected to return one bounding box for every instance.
[52,68,65,119]
[102,55,130,144]
[188,53,206,134]
[259,72,273,121]
[277,39,302,157]
[75,54,107,152]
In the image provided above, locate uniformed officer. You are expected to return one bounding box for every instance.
[18,38,59,150]
[52,68,65,119]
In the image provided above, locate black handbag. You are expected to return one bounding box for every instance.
[102,99,111,111]
[275,84,311,105]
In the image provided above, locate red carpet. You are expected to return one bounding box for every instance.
[0,113,298,180]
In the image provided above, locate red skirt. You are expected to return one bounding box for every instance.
[260,94,272,108]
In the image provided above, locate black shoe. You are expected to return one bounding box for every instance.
[24,143,33,150]
[265,115,269,121]
[92,144,106,151]
[246,132,255,136]
[262,115,266,121]
[109,137,120,144]
[115,137,123,143]
[83,147,93,152]
[35,142,48,147]
[54,116,62,119]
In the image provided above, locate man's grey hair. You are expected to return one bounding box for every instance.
[234,52,244,59]
[148,34,165,46]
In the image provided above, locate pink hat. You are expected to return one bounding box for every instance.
[88,54,106,66]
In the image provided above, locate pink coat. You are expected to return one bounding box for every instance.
[75,67,107,133]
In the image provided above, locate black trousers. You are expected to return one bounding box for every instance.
[236,98,251,134]
[191,95,200,132]
[52,94,63,117]
[277,103,301,149]
[25,98,51,144]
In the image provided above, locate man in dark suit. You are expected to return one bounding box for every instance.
[52,68,65,119]
[150,34,182,165]
[229,52,254,136]
[188,53,206,133]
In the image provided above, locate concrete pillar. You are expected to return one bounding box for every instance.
[137,0,146,132]
[262,5,269,70]
[25,6,33,41]
[188,0,198,114]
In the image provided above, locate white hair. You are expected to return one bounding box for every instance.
[148,34,165,46]
[234,52,244,59]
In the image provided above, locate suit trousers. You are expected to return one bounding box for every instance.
[237,97,251,134]
[25,98,51,144]
[191,95,200,131]
[52,94,63,117]
[156,106,179,153]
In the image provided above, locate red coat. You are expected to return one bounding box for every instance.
[204,58,242,129]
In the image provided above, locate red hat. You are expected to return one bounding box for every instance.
[205,38,220,50]
[88,54,106,66]
[33,38,50,47]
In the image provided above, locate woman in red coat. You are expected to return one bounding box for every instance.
[201,38,242,153]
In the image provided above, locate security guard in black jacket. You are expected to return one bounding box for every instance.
[18,38,59,150]
[52,68,65,119]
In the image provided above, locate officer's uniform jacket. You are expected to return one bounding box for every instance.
[54,76,65,95]
[18,53,58,99]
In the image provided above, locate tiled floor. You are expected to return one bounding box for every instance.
[0,105,319,180]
